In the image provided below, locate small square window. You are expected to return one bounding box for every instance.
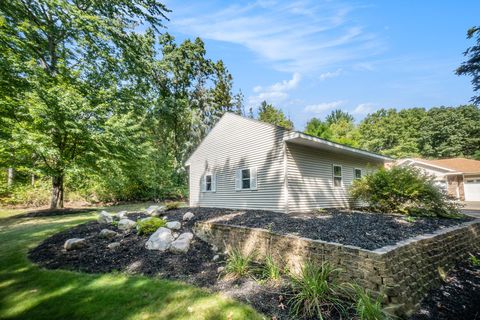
[354,168,362,180]
[205,175,212,191]
[333,165,342,187]
[242,169,251,189]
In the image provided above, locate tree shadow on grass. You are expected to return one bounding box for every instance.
[0,215,262,320]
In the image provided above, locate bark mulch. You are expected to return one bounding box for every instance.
[409,253,480,320]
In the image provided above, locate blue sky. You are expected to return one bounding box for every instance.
[163,0,478,129]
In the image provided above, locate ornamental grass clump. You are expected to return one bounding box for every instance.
[351,285,390,320]
[349,166,461,218]
[165,201,181,210]
[259,254,282,282]
[289,261,346,320]
[224,248,254,278]
[136,217,166,236]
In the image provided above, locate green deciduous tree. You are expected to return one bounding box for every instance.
[257,101,293,130]
[0,0,169,208]
[456,26,480,105]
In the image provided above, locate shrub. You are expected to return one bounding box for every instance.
[224,248,254,278]
[165,201,181,210]
[289,261,345,320]
[259,255,281,282]
[352,285,390,320]
[349,166,461,218]
[136,217,166,235]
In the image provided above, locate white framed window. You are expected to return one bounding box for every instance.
[354,168,363,180]
[235,167,257,191]
[333,164,342,187]
[201,173,216,192]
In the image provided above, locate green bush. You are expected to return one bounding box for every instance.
[469,253,480,267]
[288,261,346,320]
[136,217,166,236]
[165,201,181,210]
[349,166,461,218]
[351,285,390,320]
[224,248,254,278]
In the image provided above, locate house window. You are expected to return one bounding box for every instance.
[242,169,251,189]
[205,174,212,191]
[354,168,362,180]
[235,167,257,191]
[333,165,342,187]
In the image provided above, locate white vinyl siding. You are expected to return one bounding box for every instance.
[187,113,288,212]
[286,143,382,211]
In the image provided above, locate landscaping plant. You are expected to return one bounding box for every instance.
[165,201,181,211]
[352,285,390,320]
[349,166,461,218]
[288,261,346,320]
[224,248,254,278]
[469,253,480,267]
[260,254,282,282]
[136,217,166,236]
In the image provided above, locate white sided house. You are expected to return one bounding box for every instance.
[185,113,392,213]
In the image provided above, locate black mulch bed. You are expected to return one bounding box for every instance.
[28,207,477,319]
[410,253,480,320]
[216,209,473,250]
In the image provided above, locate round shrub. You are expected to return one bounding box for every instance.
[349,166,460,218]
[136,217,166,235]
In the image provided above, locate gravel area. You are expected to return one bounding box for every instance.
[214,209,473,250]
[410,253,480,320]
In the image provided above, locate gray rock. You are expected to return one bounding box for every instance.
[146,205,166,216]
[166,221,181,230]
[64,238,86,250]
[116,211,127,219]
[107,242,121,249]
[170,232,194,253]
[145,227,173,251]
[217,266,225,273]
[212,254,220,261]
[99,229,117,239]
[182,211,194,221]
[211,245,219,252]
[172,232,179,239]
[98,211,113,224]
[118,218,136,231]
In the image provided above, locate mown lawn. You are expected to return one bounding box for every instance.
[0,205,263,320]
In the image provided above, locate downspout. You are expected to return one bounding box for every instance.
[283,141,289,214]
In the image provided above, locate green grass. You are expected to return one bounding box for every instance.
[0,206,262,320]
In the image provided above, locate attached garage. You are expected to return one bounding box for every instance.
[464,177,480,201]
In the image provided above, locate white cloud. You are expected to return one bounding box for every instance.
[352,102,376,115]
[319,68,343,80]
[304,100,346,113]
[169,1,384,73]
[249,73,301,106]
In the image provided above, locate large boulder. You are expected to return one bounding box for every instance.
[170,232,194,254]
[99,229,117,239]
[145,227,173,251]
[118,218,136,231]
[116,211,127,220]
[145,205,166,216]
[64,238,86,251]
[166,221,181,230]
[183,211,194,221]
[98,211,113,224]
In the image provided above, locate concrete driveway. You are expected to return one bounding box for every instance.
[461,202,480,218]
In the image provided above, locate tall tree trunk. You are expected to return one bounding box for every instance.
[7,168,14,187]
[50,175,64,209]
[31,174,36,186]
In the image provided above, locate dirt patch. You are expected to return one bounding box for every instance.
[215,209,472,250]
[410,253,480,320]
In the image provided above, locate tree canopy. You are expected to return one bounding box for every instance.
[257,101,293,130]
[456,26,480,105]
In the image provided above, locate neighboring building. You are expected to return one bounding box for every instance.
[185,113,392,213]
[398,158,480,201]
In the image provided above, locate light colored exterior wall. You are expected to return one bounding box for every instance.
[286,143,383,211]
[407,163,449,181]
[186,113,289,212]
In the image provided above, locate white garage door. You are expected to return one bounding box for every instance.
[464,178,480,201]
